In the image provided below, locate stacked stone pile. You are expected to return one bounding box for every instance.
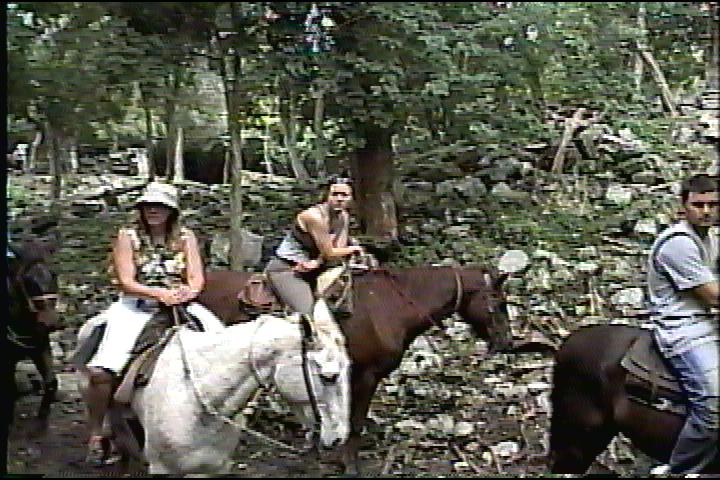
[6,163,704,341]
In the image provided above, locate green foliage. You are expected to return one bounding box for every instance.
[6,2,714,179]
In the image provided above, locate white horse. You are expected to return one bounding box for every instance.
[76,313,351,475]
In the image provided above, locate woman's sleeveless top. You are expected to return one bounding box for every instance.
[112,226,192,289]
[275,204,348,264]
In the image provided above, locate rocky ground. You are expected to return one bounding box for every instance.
[9,163,710,477]
[7,314,653,478]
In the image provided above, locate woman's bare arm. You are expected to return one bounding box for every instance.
[180,229,204,300]
[301,209,361,260]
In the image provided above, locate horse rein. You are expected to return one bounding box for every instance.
[7,259,59,349]
[382,268,464,330]
[299,315,323,442]
[173,311,319,456]
[11,259,59,313]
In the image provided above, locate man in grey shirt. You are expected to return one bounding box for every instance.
[646,173,719,475]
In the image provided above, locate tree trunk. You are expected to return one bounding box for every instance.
[639,48,678,117]
[69,140,79,173]
[229,123,244,270]
[636,24,678,118]
[707,2,719,90]
[223,148,230,184]
[277,79,309,179]
[27,130,42,173]
[263,124,274,175]
[551,108,586,174]
[350,125,398,239]
[312,84,326,177]
[634,3,647,93]
[173,126,184,182]
[164,71,183,180]
[143,102,156,180]
[46,124,62,200]
[136,148,150,179]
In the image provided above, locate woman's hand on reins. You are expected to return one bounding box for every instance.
[157,288,194,306]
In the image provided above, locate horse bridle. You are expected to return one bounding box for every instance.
[382,268,463,330]
[385,268,505,343]
[174,313,317,456]
[247,315,323,448]
[10,259,59,313]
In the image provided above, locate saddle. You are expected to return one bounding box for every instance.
[238,263,366,319]
[620,330,687,416]
[114,327,177,404]
[237,273,283,315]
[114,306,202,404]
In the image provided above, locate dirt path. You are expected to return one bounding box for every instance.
[8,323,648,477]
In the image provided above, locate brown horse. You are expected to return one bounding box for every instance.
[197,265,514,475]
[6,240,61,422]
[549,324,719,474]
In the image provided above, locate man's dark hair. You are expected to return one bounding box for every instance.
[680,174,718,203]
[326,174,353,188]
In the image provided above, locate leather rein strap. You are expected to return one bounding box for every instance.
[299,316,323,439]
[383,268,464,329]
[174,309,317,456]
[12,259,59,313]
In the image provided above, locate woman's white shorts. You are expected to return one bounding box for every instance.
[86,296,224,374]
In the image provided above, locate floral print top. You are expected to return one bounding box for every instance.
[113,226,192,289]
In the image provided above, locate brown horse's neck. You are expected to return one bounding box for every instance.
[370,267,460,343]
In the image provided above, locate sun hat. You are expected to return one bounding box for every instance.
[135,181,179,211]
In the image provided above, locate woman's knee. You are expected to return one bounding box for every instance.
[87,367,115,385]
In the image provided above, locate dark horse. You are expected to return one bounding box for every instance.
[197,265,514,475]
[549,324,719,475]
[6,240,61,423]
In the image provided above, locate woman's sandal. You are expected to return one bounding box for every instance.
[85,435,109,466]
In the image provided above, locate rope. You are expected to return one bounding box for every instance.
[172,308,316,456]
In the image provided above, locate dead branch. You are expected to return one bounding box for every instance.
[551,108,586,174]
[637,44,679,117]
[450,443,483,475]
[381,444,398,475]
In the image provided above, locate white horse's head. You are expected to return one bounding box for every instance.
[304,344,351,447]
[273,340,351,449]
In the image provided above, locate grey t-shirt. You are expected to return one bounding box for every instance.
[647,221,719,355]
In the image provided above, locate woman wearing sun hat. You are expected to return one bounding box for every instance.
[77,181,224,465]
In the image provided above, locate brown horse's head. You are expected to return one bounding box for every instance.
[456,268,513,353]
[8,242,61,333]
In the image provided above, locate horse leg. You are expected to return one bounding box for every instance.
[108,405,146,475]
[549,388,616,474]
[341,367,380,476]
[30,348,57,419]
[6,358,19,408]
